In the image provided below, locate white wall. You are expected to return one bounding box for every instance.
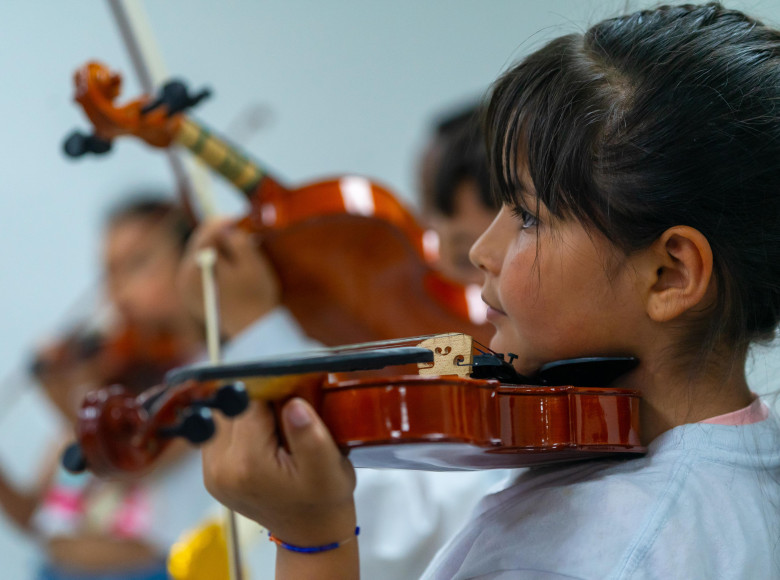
[1,1,779,577]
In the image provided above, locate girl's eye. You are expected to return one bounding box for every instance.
[511,206,539,229]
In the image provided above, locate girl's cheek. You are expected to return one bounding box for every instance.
[501,250,535,310]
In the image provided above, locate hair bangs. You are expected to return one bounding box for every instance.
[486,35,605,225]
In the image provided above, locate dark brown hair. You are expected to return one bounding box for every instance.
[487,3,780,351]
[106,195,193,252]
[432,105,498,217]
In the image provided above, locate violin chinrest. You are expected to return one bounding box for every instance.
[537,357,639,388]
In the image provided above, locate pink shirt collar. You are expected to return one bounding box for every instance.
[699,395,769,425]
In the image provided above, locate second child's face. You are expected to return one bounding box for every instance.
[470,176,647,376]
[428,179,497,286]
[104,217,183,329]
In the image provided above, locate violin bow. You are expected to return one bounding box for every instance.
[105,0,216,222]
[196,247,245,580]
[104,3,242,580]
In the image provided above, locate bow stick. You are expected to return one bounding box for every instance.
[106,0,216,220]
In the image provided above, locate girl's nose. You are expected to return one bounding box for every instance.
[469,206,510,277]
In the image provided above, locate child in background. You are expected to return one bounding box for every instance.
[419,104,500,286]
[0,197,214,580]
[199,3,780,579]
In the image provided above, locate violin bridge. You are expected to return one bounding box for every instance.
[417,334,473,378]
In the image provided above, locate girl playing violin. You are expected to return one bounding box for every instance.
[200,3,780,578]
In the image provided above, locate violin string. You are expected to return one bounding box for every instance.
[473,340,496,354]
[311,332,466,355]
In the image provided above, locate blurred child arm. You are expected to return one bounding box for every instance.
[179,218,281,341]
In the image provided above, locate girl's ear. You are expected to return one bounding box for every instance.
[643,226,714,322]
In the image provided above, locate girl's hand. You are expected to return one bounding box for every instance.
[201,397,357,547]
[178,218,281,340]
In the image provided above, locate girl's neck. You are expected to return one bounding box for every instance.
[623,352,753,443]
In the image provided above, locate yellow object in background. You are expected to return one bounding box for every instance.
[168,513,269,579]
[168,519,230,580]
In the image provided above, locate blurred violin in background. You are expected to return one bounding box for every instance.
[30,319,192,396]
[63,61,491,347]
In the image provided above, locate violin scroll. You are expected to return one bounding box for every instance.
[63,62,211,157]
[65,381,249,476]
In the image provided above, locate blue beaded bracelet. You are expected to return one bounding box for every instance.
[268,526,360,554]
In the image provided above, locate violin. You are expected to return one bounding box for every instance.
[63,62,490,347]
[31,321,193,394]
[62,333,645,477]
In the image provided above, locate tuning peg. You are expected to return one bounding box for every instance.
[63,131,112,158]
[158,406,216,444]
[141,80,211,117]
[198,382,249,417]
[62,442,88,474]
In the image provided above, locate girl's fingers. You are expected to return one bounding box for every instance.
[280,398,352,482]
[189,218,234,251]
[205,399,276,461]
[201,400,278,502]
[214,226,262,270]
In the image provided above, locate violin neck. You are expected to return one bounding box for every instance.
[174,118,268,198]
[242,374,323,401]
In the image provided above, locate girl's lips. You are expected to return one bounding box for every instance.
[485,306,507,322]
[482,295,507,318]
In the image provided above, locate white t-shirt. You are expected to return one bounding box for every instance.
[422,407,780,580]
[223,308,510,580]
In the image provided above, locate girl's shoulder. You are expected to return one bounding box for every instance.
[428,420,780,579]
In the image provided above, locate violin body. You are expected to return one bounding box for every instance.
[32,323,192,394]
[318,375,642,470]
[246,177,485,345]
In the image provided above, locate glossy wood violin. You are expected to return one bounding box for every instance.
[63,62,490,347]
[62,333,645,477]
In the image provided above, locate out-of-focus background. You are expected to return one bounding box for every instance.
[0,1,778,576]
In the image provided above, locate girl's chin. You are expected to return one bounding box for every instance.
[488,333,514,358]
[487,335,538,376]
